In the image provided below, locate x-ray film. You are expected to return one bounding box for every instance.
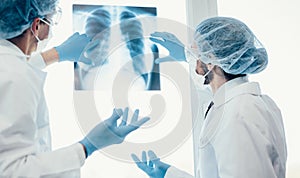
[73,5,160,90]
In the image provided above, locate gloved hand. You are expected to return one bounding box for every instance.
[150,32,186,63]
[78,37,106,66]
[80,108,150,157]
[131,150,171,178]
[55,32,91,64]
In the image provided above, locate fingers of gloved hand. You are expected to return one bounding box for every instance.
[130,109,139,123]
[108,108,123,124]
[67,33,90,46]
[152,32,183,47]
[155,56,176,64]
[119,116,150,136]
[142,151,154,168]
[77,34,91,49]
[78,39,101,65]
[150,37,165,46]
[131,153,141,163]
[131,153,152,173]
[119,107,129,126]
[67,32,80,41]
[79,33,90,42]
[56,32,91,62]
[148,150,171,172]
[151,32,170,40]
[162,32,180,42]
[148,150,160,164]
[133,116,150,128]
[151,32,178,42]
[85,39,100,53]
[78,56,93,65]
[142,150,147,164]
[149,159,154,168]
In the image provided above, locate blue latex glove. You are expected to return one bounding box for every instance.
[55,32,91,64]
[131,150,170,178]
[77,38,104,66]
[150,32,186,63]
[80,108,150,157]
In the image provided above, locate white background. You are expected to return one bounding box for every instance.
[44,0,300,177]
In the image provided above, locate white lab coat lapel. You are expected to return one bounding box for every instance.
[198,77,260,178]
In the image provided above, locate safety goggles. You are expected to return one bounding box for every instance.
[40,18,52,26]
[186,44,200,63]
[187,44,218,66]
[40,6,62,26]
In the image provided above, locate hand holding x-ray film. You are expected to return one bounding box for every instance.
[150,32,187,63]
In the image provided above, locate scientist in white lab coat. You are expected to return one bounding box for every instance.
[0,0,150,177]
[131,17,287,178]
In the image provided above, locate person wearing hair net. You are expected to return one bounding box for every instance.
[131,17,287,178]
[0,0,150,177]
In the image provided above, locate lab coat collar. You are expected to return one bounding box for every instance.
[213,76,261,108]
[0,39,47,82]
[199,77,262,148]
[0,39,30,61]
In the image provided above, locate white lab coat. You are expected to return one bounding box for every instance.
[0,40,85,177]
[165,77,287,178]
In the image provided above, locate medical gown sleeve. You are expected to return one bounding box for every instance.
[165,166,194,178]
[0,72,85,177]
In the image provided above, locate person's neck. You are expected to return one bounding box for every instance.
[209,75,227,94]
[7,30,35,57]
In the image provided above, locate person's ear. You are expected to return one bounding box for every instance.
[31,18,41,36]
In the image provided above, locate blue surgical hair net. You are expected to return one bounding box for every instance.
[0,0,59,39]
[194,16,268,74]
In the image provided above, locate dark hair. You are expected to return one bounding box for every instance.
[223,71,246,81]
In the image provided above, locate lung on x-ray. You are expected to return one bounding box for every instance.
[73,4,160,91]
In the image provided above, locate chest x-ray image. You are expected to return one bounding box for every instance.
[73,5,160,90]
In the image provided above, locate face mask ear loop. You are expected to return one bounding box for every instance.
[30,22,41,42]
[202,69,211,78]
[199,64,215,85]
[202,64,214,78]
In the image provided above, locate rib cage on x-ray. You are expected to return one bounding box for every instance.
[85,8,111,38]
[84,8,111,66]
[119,10,160,90]
[119,11,147,82]
[73,5,160,90]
